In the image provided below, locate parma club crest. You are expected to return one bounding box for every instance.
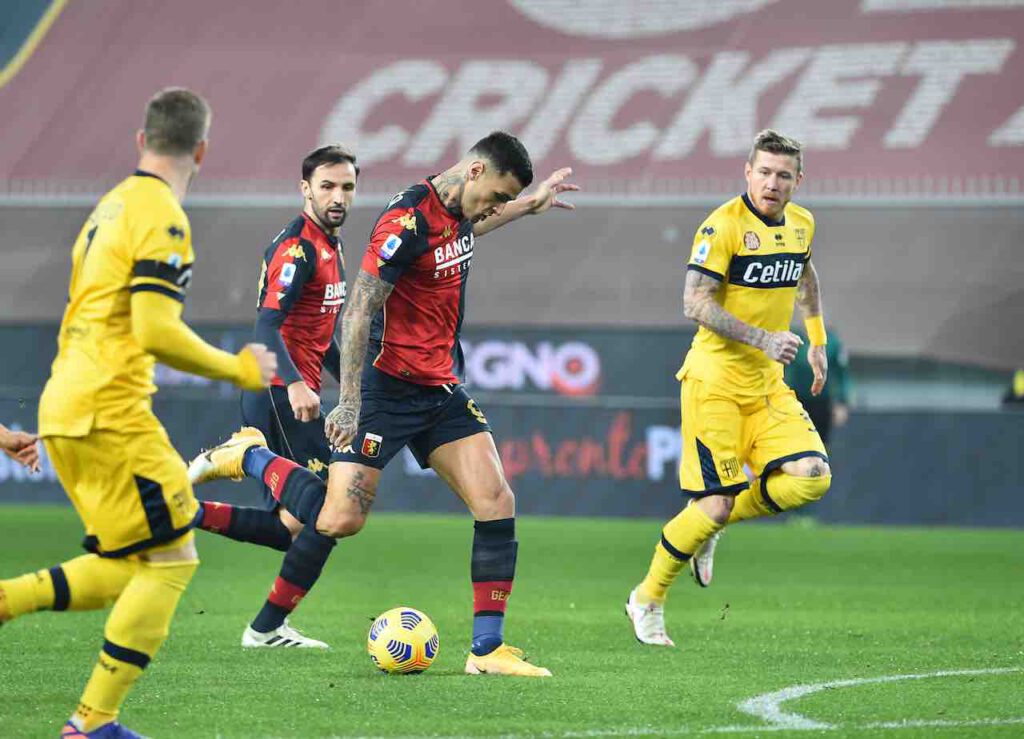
[361,432,383,458]
[743,232,761,251]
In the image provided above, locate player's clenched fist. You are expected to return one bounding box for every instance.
[288,380,321,422]
[760,330,803,365]
[242,343,278,387]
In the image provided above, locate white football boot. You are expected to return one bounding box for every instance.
[625,587,675,647]
[690,529,722,587]
[241,619,328,649]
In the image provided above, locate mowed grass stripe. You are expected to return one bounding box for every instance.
[1,506,1022,738]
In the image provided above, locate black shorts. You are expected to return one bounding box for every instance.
[241,385,331,509]
[330,364,492,470]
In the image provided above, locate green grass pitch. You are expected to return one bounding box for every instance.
[1,506,1022,738]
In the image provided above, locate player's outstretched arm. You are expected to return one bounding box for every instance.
[325,270,394,450]
[683,269,803,364]
[0,423,40,472]
[131,291,276,391]
[473,167,579,237]
[796,259,828,394]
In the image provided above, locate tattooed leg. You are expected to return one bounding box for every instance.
[315,462,382,538]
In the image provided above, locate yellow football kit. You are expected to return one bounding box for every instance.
[38,171,261,557]
[678,194,827,496]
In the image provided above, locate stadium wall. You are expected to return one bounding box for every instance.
[1,324,1020,527]
[1,203,1021,370]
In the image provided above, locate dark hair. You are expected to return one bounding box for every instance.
[469,131,533,188]
[302,144,360,182]
[748,129,803,173]
[143,88,211,156]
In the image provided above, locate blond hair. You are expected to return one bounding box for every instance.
[748,129,803,173]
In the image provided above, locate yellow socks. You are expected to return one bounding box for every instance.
[0,569,56,620]
[729,471,832,523]
[638,503,723,604]
[74,559,197,729]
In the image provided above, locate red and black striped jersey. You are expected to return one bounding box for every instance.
[256,214,345,393]
[361,179,473,386]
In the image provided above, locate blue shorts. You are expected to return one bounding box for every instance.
[330,364,492,470]
[241,385,331,509]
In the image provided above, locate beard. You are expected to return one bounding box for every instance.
[315,202,347,229]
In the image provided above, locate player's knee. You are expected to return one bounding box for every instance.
[468,479,515,520]
[784,456,831,479]
[316,509,367,539]
[697,494,734,524]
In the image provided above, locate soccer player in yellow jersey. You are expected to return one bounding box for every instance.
[626,130,832,646]
[0,88,276,738]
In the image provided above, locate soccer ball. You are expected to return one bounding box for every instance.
[367,607,439,674]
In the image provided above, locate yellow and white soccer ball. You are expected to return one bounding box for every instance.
[367,607,439,674]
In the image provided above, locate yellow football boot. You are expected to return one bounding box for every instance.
[187,427,267,484]
[465,644,552,677]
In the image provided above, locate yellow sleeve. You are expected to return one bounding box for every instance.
[687,216,738,280]
[128,207,195,303]
[131,291,265,391]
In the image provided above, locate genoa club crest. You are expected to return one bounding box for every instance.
[361,432,383,459]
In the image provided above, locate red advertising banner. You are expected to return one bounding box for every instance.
[2,0,1023,200]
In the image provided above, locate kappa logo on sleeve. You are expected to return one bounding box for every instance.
[283,244,307,261]
[380,234,403,259]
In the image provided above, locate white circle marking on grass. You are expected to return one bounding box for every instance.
[734,666,1024,731]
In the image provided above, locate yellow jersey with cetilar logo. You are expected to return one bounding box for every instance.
[678,193,815,396]
[39,171,195,437]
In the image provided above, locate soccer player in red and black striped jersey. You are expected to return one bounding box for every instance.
[326,132,575,676]
[188,145,356,648]
[194,132,577,672]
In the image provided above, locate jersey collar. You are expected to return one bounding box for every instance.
[742,193,785,227]
[301,212,339,248]
[133,169,170,187]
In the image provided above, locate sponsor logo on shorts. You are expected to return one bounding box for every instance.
[362,433,383,458]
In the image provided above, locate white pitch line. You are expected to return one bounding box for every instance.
[736,666,1024,730]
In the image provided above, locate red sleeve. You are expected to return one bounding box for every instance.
[261,238,317,311]
[362,207,429,284]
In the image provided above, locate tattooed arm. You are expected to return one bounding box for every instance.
[795,259,828,395]
[473,167,579,237]
[324,270,394,449]
[683,268,802,364]
[795,259,823,320]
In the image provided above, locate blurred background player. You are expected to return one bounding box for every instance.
[0,88,276,738]
[1002,369,1024,407]
[190,145,358,649]
[626,130,832,647]
[192,132,577,677]
[0,423,40,473]
[785,323,852,446]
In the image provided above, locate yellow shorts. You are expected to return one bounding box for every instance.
[44,425,199,557]
[679,376,828,496]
